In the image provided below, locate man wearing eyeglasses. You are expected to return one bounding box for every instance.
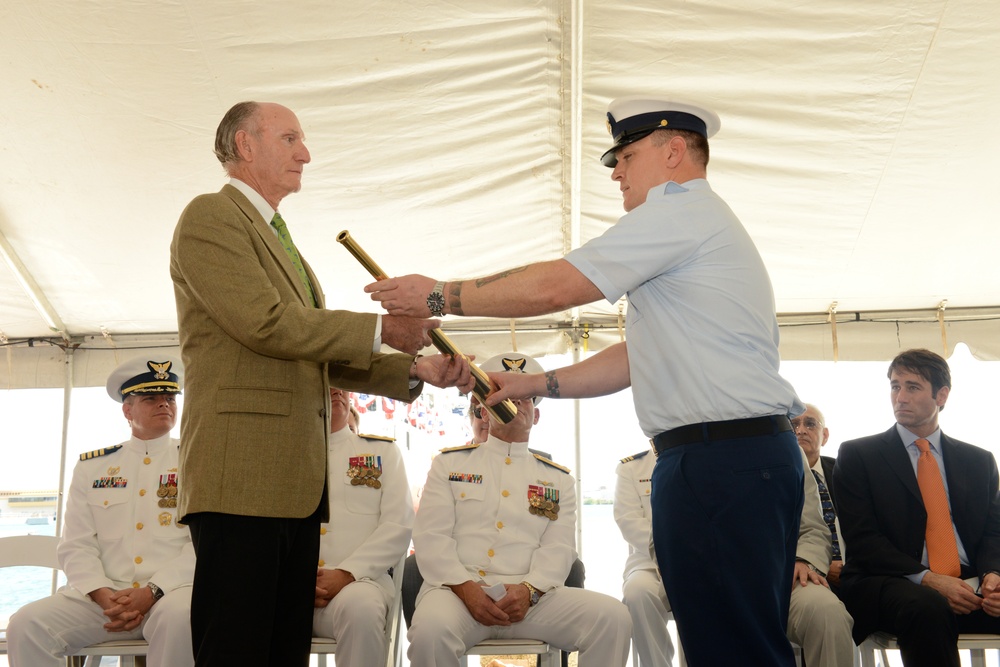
[787,405,855,667]
[792,404,844,592]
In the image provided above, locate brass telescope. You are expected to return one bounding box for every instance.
[336,230,517,424]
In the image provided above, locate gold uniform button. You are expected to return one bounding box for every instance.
[505,457,511,465]
[320,527,327,535]
[103,500,109,506]
[501,490,510,498]
[318,560,325,567]
[132,582,140,588]
[460,492,466,498]
[496,521,504,529]
[136,523,143,530]
[139,489,146,497]
[143,457,151,465]
[487,549,495,557]
[646,489,651,495]
[134,556,143,564]
[478,569,486,577]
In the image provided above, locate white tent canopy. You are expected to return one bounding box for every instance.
[3,0,1000,390]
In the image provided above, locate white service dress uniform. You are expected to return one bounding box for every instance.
[312,425,414,666]
[614,449,675,667]
[8,433,194,667]
[407,435,631,667]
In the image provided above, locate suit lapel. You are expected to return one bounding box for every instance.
[876,426,922,503]
[221,185,314,307]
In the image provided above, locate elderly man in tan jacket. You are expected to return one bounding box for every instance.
[170,100,472,667]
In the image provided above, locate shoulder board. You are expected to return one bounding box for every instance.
[80,445,123,461]
[439,443,480,454]
[533,453,571,474]
[619,450,650,464]
[359,433,395,443]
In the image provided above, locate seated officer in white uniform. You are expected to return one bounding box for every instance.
[614,448,675,667]
[407,352,632,667]
[7,357,194,667]
[312,387,414,666]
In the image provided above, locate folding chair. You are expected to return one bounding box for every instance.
[859,631,1000,667]
[0,535,62,659]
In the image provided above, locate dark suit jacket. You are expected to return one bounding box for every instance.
[835,425,1000,641]
[819,456,837,511]
[170,185,420,522]
[820,455,838,508]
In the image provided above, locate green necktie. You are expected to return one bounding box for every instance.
[270,212,317,306]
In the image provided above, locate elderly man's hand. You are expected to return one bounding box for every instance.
[791,561,829,591]
[381,315,438,355]
[414,355,474,394]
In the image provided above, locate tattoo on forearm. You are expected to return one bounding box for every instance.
[447,283,463,316]
[475,266,527,288]
[545,371,560,398]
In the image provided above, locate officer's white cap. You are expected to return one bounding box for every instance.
[105,357,183,403]
[602,95,721,167]
[480,352,545,406]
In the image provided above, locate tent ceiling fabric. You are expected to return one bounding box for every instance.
[3,0,1000,388]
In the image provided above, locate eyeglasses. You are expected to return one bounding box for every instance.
[790,417,823,431]
[471,405,483,419]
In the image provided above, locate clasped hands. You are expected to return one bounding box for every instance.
[448,580,532,626]
[924,571,1000,616]
[89,586,156,632]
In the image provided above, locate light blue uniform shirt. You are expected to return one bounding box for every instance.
[897,424,971,584]
[565,179,802,437]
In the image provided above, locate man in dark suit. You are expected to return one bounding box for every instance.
[835,348,1000,667]
[170,101,473,667]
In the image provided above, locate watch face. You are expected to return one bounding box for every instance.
[427,292,445,315]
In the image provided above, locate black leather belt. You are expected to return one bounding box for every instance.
[652,415,792,456]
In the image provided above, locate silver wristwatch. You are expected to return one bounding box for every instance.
[426,280,446,317]
[147,581,165,601]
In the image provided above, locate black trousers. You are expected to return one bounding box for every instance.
[188,508,321,667]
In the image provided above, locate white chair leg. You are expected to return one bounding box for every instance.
[970,648,987,667]
[858,642,876,667]
[878,648,890,667]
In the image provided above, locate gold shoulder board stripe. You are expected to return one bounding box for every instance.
[533,453,570,474]
[360,433,396,443]
[620,450,650,464]
[440,443,480,454]
[80,445,124,461]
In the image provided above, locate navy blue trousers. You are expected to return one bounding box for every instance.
[651,428,803,667]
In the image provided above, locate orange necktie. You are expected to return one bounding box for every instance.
[915,438,961,577]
